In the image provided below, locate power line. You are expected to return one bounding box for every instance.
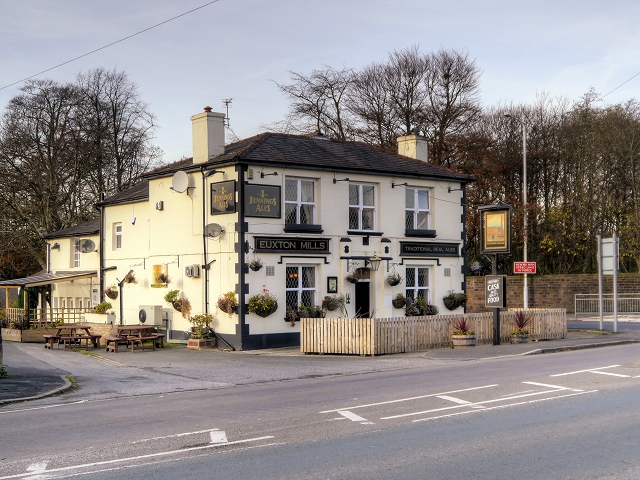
[597,70,640,102]
[0,0,221,91]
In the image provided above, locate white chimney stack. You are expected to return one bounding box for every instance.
[397,134,428,162]
[190,106,225,164]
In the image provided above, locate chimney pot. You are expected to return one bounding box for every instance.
[204,106,212,112]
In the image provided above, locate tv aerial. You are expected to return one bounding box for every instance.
[222,98,232,128]
[204,223,225,238]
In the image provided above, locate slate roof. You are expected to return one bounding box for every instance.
[145,133,472,183]
[44,218,100,239]
[96,181,149,207]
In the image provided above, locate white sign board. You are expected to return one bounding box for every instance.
[601,237,618,275]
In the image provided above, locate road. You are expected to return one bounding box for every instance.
[2,344,640,479]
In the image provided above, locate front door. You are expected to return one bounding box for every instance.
[355,282,370,318]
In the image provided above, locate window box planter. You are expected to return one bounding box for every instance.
[404,229,437,238]
[284,224,324,234]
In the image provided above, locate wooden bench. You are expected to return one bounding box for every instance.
[60,335,94,350]
[104,335,123,353]
[128,336,157,352]
[150,333,165,348]
[43,335,60,349]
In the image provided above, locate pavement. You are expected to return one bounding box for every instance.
[2,317,639,407]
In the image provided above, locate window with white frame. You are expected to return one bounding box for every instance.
[113,223,122,250]
[285,178,316,224]
[71,238,81,267]
[285,266,317,309]
[405,267,430,303]
[405,188,430,230]
[349,183,376,231]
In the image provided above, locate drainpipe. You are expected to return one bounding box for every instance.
[99,192,105,303]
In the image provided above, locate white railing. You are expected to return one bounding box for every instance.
[574,294,640,318]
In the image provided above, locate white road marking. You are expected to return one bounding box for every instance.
[500,390,534,396]
[25,463,47,473]
[132,428,222,444]
[338,410,374,424]
[319,384,499,414]
[590,371,631,378]
[523,381,583,392]
[0,436,275,480]
[412,390,597,423]
[551,365,621,377]
[436,395,485,409]
[209,430,228,444]
[382,387,586,420]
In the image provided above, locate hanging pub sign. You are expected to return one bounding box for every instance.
[485,275,507,308]
[479,205,512,255]
[254,236,330,254]
[399,241,459,257]
[244,184,281,218]
[210,181,236,215]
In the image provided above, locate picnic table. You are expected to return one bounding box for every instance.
[43,325,102,350]
[104,325,164,353]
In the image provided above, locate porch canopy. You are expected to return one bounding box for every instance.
[0,270,97,288]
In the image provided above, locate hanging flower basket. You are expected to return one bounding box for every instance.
[248,293,278,318]
[322,295,344,311]
[345,271,361,284]
[443,292,467,311]
[386,273,403,286]
[104,286,118,300]
[124,272,137,284]
[247,258,264,272]
[217,292,238,315]
[156,272,171,285]
[392,294,406,309]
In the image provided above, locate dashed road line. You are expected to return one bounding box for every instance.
[337,410,374,424]
[522,381,583,392]
[436,395,485,409]
[590,371,631,378]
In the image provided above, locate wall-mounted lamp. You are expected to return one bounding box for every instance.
[365,252,382,272]
[260,171,278,178]
[202,169,223,178]
[391,180,408,189]
[345,293,351,304]
[51,242,60,250]
[447,185,463,193]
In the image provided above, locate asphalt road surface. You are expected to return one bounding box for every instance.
[2,344,640,479]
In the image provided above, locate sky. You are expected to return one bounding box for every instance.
[2,0,640,163]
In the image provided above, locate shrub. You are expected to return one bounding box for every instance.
[510,310,532,335]
[95,301,112,314]
[189,313,214,339]
[451,316,475,336]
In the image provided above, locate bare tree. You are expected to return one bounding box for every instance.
[274,67,354,140]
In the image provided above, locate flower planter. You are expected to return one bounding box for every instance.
[187,338,216,350]
[253,304,278,318]
[510,334,529,344]
[392,298,406,309]
[249,264,263,272]
[443,297,464,310]
[452,334,476,348]
[346,277,359,284]
[84,313,116,324]
[105,290,118,300]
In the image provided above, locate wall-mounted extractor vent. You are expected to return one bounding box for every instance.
[185,265,201,278]
[444,268,451,277]
[266,266,275,276]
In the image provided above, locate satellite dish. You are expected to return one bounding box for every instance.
[171,171,189,193]
[204,223,225,238]
[138,309,147,324]
[79,239,96,253]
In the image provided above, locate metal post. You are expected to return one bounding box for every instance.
[613,232,619,333]
[493,254,500,345]
[597,235,603,331]
[522,122,528,310]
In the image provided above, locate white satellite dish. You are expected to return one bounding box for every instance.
[171,171,189,193]
[79,239,96,253]
[204,223,225,238]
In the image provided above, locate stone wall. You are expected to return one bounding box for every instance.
[466,273,640,313]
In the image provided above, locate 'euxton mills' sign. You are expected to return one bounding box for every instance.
[254,236,330,254]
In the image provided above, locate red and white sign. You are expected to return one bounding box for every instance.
[514,262,537,274]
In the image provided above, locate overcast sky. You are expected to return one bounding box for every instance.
[2,0,640,163]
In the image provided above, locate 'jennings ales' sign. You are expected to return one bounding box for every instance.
[244,185,281,218]
[210,181,236,215]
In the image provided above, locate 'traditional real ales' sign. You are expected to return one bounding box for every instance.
[399,242,459,257]
[485,275,507,308]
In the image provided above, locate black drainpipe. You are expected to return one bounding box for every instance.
[236,163,248,350]
[99,192,105,303]
[202,170,209,314]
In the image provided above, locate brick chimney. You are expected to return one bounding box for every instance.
[190,106,225,164]
[397,134,428,162]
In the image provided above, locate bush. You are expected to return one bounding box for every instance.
[95,301,112,314]
[189,313,214,339]
[510,310,532,335]
[452,316,475,335]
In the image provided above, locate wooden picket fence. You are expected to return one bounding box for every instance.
[300,308,566,356]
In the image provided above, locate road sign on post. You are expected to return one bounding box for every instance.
[514,262,536,274]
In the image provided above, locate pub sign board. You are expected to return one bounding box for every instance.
[485,275,507,308]
[254,236,330,254]
[210,181,236,215]
[244,184,281,218]
[399,241,460,257]
[479,205,512,255]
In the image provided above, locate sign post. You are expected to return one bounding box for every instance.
[598,234,619,332]
[479,205,512,346]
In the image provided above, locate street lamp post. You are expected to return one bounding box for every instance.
[505,112,528,309]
